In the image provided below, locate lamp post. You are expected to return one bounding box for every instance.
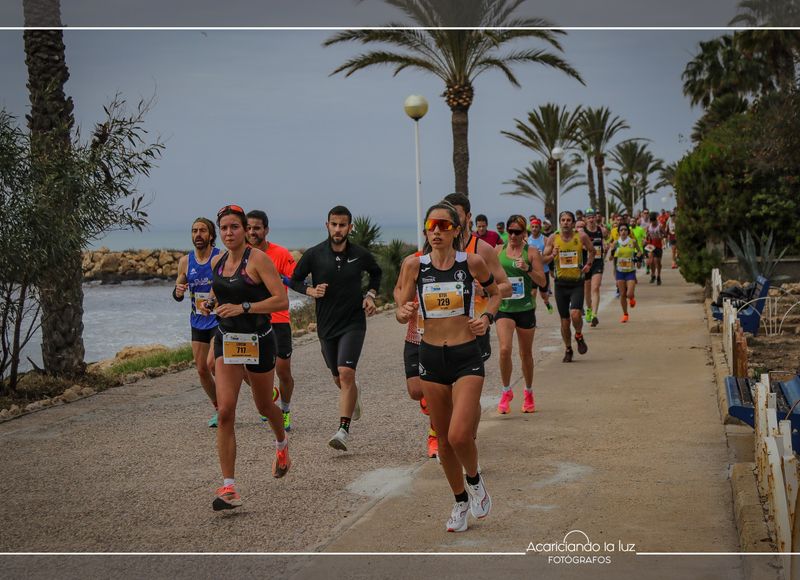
[603,166,612,220]
[404,95,429,251]
[551,146,565,222]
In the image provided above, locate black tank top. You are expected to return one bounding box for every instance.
[212,247,271,333]
[585,226,603,261]
[416,251,475,320]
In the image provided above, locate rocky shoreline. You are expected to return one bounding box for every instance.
[82,247,303,283]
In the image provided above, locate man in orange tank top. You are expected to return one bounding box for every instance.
[247,210,298,431]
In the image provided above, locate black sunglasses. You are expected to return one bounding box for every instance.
[507,229,525,236]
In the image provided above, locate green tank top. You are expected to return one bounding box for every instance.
[498,243,534,312]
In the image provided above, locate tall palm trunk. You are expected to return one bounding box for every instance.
[450,107,470,195]
[595,154,607,216]
[23,0,86,376]
[586,157,597,209]
[445,82,473,196]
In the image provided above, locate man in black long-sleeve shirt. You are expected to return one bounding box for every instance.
[289,205,382,452]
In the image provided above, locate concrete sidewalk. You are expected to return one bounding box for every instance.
[293,263,744,578]
[1,262,743,579]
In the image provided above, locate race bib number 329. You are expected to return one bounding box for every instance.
[422,282,465,319]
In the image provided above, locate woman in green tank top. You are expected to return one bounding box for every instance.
[493,215,546,415]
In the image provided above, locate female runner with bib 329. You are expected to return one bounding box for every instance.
[199,204,291,511]
[395,202,500,533]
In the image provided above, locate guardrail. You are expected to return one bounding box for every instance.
[712,267,723,304]
[753,374,800,565]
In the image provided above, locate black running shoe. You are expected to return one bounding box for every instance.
[563,347,573,363]
[591,316,599,328]
[575,334,588,355]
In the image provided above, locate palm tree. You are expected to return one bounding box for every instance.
[578,106,630,215]
[502,159,585,222]
[636,151,664,212]
[609,141,664,212]
[571,145,596,210]
[23,0,86,376]
[730,0,800,26]
[690,93,749,142]
[734,30,800,92]
[607,178,638,214]
[681,32,793,113]
[658,162,678,190]
[324,0,584,195]
[501,103,584,221]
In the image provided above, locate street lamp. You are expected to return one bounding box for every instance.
[551,146,564,222]
[404,94,429,251]
[603,166,612,220]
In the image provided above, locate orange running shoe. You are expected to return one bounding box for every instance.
[621,314,629,323]
[272,444,291,478]
[212,485,242,511]
[498,390,513,414]
[522,390,535,413]
[427,433,438,458]
[420,397,429,416]
[629,297,636,308]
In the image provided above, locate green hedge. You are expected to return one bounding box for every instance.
[674,90,800,285]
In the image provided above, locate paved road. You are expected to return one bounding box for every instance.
[1,260,743,579]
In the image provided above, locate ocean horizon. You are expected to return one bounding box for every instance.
[88,225,420,252]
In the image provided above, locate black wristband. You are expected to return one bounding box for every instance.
[172,286,184,302]
[479,273,495,287]
[481,312,495,325]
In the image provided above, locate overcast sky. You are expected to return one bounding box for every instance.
[0,29,717,229]
[0,0,741,26]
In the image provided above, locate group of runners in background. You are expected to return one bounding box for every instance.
[171,196,677,532]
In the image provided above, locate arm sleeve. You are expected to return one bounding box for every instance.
[289,249,312,294]
[363,249,382,292]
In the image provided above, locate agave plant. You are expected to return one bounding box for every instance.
[350,215,382,250]
[726,229,790,281]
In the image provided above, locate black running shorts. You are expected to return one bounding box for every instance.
[587,260,604,277]
[554,281,585,319]
[320,329,366,377]
[496,308,536,329]
[191,326,215,344]
[419,340,485,386]
[272,322,293,359]
[476,327,491,361]
[213,327,276,374]
[403,340,420,379]
[537,270,551,293]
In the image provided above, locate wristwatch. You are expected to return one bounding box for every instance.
[481,312,495,325]
[242,301,251,313]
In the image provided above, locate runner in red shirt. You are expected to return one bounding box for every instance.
[247,210,298,431]
[473,214,502,247]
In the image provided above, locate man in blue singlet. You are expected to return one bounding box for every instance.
[173,217,221,427]
[527,218,554,314]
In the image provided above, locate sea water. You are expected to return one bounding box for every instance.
[18,281,311,371]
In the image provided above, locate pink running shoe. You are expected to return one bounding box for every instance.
[522,390,535,413]
[498,390,513,414]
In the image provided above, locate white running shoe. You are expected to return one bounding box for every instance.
[446,500,470,532]
[328,427,349,451]
[466,476,492,519]
[352,382,362,421]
